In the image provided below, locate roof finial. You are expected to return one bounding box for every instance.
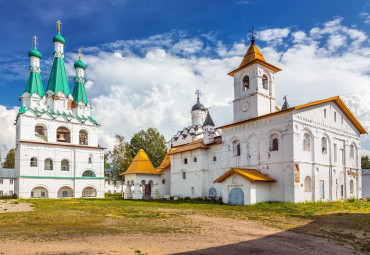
[56,20,62,32]
[195,89,201,102]
[78,48,82,59]
[249,26,256,45]
[33,35,38,47]
[282,95,289,110]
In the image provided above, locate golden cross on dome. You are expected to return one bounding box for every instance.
[33,35,38,47]
[78,48,82,59]
[56,20,62,32]
[249,26,256,44]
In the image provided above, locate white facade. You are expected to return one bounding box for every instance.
[158,41,365,205]
[14,31,104,199]
[0,168,16,196]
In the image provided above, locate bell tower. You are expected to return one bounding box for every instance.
[228,28,281,122]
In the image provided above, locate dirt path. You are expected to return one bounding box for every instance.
[0,215,363,255]
[0,200,33,213]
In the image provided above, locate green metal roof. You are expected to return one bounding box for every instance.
[47,57,71,96]
[24,71,45,97]
[192,100,206,111]
[72,81,88,105]
[53,32,65,44]
[203,111,215,126]
[28,46,42,59]
[74,59,86,69]
[17,106,98,125]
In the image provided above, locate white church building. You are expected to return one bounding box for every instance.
[123,35,366,205]
[14,22,104,198]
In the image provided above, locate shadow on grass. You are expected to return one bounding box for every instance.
[173,213,369,255]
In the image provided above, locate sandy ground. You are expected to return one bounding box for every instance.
[0,215,364,255]
[0,200,33,213]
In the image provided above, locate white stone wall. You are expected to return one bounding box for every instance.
[292,101,361,202]
[104,181,124,194]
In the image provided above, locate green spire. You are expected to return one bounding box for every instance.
[203,111,215,126]
[72,81,88,105]
[24,36,44,97]
[282,96,289,110]
[46,57,71,96]
[25,71,45,97]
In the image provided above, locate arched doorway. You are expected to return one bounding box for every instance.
[143,181,152,199]
[209,188,217,198]
[57,186,74,198]
[229,188,244,205]
[82,187,97,197]
[31,187,49,198]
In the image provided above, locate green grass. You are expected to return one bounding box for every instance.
[0,198,368,251]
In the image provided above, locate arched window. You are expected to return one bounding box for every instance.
[57,127,71,143]
[269,134,279,151]
[162,179,165,184]
[57,186,74,198]
[350,144,354,158]
[82,187,97,197]
[61,159,70,171]
[262,75,268,90]
[35,124,47,142]
[303,133,310,151]
[44,158,53,170]
[242,75,249,90]
[79,130,88,145]
[304,176,312,192]
[209,188,217,197]
[31,187,48,198]
[88,154,93,164]
[350,179,354,194]
[182,171,186,180]
[322,137,328,154]
[82,170,96,177]
[193,157,197,163]
[232,140,241,156]
[30,157,38,167]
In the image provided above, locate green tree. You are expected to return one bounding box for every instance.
[130,127,167,167]
[3,148,15,168]
[361,156,370,169]
[105,135,133,185]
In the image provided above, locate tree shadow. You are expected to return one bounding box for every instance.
[172,213,369,255]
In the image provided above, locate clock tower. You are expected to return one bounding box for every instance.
[229,31,281,122]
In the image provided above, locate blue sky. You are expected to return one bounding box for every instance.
[0,0,370,156]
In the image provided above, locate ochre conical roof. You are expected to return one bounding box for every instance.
[228,42,281,76]
[120,149,161,175]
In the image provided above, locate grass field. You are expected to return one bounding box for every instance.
[0,196,369,252]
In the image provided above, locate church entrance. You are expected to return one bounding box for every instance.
[142,180,152,200]
[229,188,244,205]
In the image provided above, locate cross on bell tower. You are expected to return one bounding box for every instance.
[249,26,257,45]
[195,89,201,102]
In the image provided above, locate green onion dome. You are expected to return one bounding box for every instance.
[53,32,66,44]
[28,47,42,59]
[192,101,206,111]
[74,59,86,69]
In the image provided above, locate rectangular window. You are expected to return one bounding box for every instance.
[334,144,337,162]
[340,148,344,165]
[0,179,3,184]
[10,180,13,184]
[319,181,324,199]
[334,112,337,122]
[324,109,326,118]
[193,157,197,163]
[184,158,188,164]
[213,156,217,162]
[341,185,344,197]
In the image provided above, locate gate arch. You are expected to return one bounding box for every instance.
[229,188,244,205]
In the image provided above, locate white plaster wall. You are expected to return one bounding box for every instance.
[293,101,362,202]
[104,181,124,194]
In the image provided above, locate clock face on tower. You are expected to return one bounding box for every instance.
[241,102,249,112]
